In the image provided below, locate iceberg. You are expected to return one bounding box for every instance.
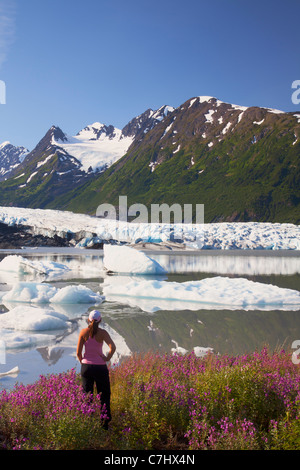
[103,244,166,275]
[50,284,104,304]
[0,281,104,305]
[102,275,300,312]
[0,254,105,283]
[0,255,71,276]
[0,306,71,331]
[0,329,56,350]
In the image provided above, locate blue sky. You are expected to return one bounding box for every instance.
[0,0,299,150]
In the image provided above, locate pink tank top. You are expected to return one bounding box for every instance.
[82,337,106,365]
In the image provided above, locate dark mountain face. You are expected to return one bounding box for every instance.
[0,97,299,222]
[122,105,175,138]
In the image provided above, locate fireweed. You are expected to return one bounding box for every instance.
[0,347,299,450]
[0,370,109,449]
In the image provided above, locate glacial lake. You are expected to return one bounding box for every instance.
[0,247,299,390]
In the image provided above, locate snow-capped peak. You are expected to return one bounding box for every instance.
[152,105,175,121]
[0,141,30,180]
[198,96,215,103]
[0,141,11,149]
[53,105,175,173]
[53,122,134,173]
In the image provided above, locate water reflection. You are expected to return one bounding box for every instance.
[151,251,300,276]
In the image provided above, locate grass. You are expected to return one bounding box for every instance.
[0,347,299,450]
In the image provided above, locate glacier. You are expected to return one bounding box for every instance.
[0,206,299,250]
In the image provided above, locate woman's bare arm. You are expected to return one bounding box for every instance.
[76,330,86,363]
[102,330,116,362]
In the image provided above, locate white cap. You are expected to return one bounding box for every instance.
[88,310,101,322]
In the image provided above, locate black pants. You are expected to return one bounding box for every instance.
[81,364,111,423]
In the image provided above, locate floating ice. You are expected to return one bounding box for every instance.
[0,255,71,276]
[102,276,300,312]
[103,244,166,275]
[0,282,104,304]
[50,284,104,304]
[0,329,56,350]
[0,254,104,283]
[0,306,71,331]
[0,366,19,378]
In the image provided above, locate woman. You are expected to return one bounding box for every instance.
[77,309,116,428]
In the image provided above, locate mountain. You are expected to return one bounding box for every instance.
[0,125,94,208]
[53,122,134,173]
[56,97,300,223]
[0,105,175,208]
[51,106,175,174]
[0,97,299,223]
[0,141,29,181]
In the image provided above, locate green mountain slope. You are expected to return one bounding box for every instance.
[58,98,300,223]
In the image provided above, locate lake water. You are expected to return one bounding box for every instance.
[0,247,299,390]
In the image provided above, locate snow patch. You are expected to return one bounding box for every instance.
[161,121,174,138]
[294,114,300,123]
[26,171,37,183]
[204,109,215,124]
[222,122,232,134]
[36,154,55,169]
[189,98,197,108]
[198,96,214,103]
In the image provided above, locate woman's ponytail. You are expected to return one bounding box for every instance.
[88,319,98,338]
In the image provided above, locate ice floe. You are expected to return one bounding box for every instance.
[0,281,104,305]
[0,366,19,378]
[0,254,71,278]
[0,328,57,350]
[0,306,71,331]
[102,275,300,312]
[103,244,166,275]
[0,254,104,283]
